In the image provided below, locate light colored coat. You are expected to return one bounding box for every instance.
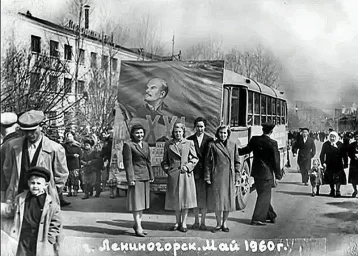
[161,139,198,210]
[4,135,69,205]
[3,191,61,256]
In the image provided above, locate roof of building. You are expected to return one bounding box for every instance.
[18,12,173,61]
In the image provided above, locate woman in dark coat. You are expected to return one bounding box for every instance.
[62,132,82,197]
[123,124,154,237]
[348,131,358,198]
[204,125,241,233]
[320,131,348,197]
[161,122,198,233]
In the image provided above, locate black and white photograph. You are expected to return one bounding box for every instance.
[1,0,357,255]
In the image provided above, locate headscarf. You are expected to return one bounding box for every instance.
[329,131,339,148]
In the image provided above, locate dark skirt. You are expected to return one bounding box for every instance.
[348,164,358,184]
[127,180,150,211]
[324,169,347,185]
[195,179,207,209]
[82,170,96,186]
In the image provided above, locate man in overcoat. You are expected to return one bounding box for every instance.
[3,110,69,206]
[292,128,316,185]
[239,122,282,225]
[187,117,213,230]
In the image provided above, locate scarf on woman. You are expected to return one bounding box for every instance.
[329,131,339,148]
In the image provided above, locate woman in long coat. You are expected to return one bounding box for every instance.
[320,131,348,197]
[204,125,241,233]
[123,124,154,237]
[348,131,358,198]
[161,122,198,232]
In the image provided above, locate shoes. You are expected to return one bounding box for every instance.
[335,191,341,197]
[251,221,266,226]
[266,218,276,224]
[73,191,78,197]
[352,191,357,198]
[171,223,181,231]
[133,225,147,236]
[311,192,315,197]
[329,190,335,197]
[192,223,200,230]
[82,194,89,200]
[66,192,73,197]
[199,224,207,230]
[304,183,309,186]
[211,226,221,233]
[179,226,188,233]
[221,226,229,232]
[60,200,71,207]
[110,194,115,199]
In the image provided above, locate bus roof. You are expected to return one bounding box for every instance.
[223,69,286,101]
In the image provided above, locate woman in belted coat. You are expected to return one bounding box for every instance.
[161,123,198,232]
[204,125,241,233]
[123,124,154,237]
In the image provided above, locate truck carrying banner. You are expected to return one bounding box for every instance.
[117,60,224,147]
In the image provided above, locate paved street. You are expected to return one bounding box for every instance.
[59,141,358,256]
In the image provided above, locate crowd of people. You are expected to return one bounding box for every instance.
[289,127,358,198]
[0,109,357,255]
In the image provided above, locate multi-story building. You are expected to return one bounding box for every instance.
[1,10,172,136]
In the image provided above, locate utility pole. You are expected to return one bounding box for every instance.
[74,0,84,104]
[171,34,175,59]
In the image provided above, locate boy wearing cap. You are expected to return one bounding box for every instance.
[2,166,61,256]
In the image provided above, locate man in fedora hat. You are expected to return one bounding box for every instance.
[3,110,69,208]
[239,122,282,226]
[1,112,21,202]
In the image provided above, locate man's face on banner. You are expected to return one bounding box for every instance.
[144,79,165,103]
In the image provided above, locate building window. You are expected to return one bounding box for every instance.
[64,78,72,93]
[31,35,41,53]
[79,49,85,65]
[111,57,118,71]
[64,44,72,60]
[49,75,58,91]
[102,55,108,70]
[91,52,97,68]
[50,40,59,57]
[30,72,41,91]
[76,80,85,95]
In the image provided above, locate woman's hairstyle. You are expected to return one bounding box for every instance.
[194,117,207,127]
[215,125,231,139]
[171,122,186,139]
[130,124,146,141]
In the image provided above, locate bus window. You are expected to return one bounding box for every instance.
[261,95,267,124]
[282,101,287,124]
[230,88,240,127]
[254,92,260,125]
[247,91,253,125]
[272,98,276,124]
[276,100,281,124]
[225,86,247,127]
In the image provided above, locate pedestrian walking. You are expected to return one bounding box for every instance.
[320,131,348,197]
[239,122,283,226]
[187,117,213,231]
[205,125,241,232]
[348,131,358,198]
[161,122,198,233]
[123,124,154,237]
[292,128,316,185]
[80,138,99,200]
[2,166,61,256]
[62,132,82,197]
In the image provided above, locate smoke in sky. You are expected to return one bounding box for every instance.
[2,0,358,107]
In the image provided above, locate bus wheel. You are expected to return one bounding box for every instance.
[236,161,251,210]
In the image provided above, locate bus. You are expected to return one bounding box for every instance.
[111,60,288,210]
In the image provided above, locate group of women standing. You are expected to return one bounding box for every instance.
[319,131,358,197]
[123,121,241,236]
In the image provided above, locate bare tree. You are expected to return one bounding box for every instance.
[225,45,282,88]
[183,35,225,61]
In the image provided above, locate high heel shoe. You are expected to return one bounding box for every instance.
[133,225,147,236]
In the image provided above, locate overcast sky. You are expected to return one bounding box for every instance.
[2,0,358,108]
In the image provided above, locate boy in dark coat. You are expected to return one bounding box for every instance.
[2,166,61,256]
